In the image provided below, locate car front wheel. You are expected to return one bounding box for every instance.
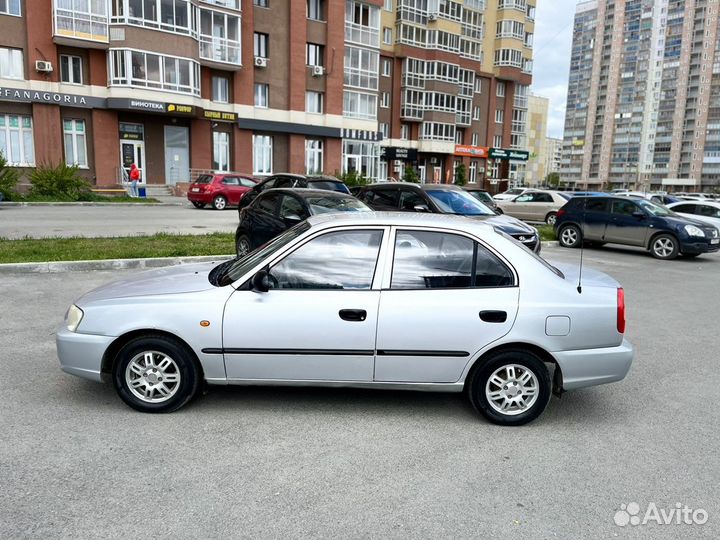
[236,234,251,257]
[467,349,551,426]
[650,234,679,260]
[112,335,200,413]
[558,224,582,248]
[545,212,558,225]
[213,195,228,210]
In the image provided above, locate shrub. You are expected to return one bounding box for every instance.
[0,152,20,201]
[454,163,467,186]
[29,162,91,201]
[335,169,371,187]
[403,165,420,183]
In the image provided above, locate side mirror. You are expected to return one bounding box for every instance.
[284,213,302,222]
[632,211,646,219]
[251,268,271,293]
[413,204,430,213]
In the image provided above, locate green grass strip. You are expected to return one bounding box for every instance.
[536,225,556,242]
[0,233,235,264]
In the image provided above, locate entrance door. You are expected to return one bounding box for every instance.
[120,140,145,184]
[418,165,426,183]
[164,126,190,185]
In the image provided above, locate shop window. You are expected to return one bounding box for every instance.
[0,114,34,166]
[60,55,83,85]
[212,75,229,103]
[305,139,323,174]
[0,48,23,79]
[306,91,324,114]
[253,134,272,175]
[213,131,230,171]
[63,119,88,168]
[254,83,269,108]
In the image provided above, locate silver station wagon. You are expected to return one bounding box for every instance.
[57,213,633,426]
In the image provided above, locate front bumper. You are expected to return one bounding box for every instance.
[680,239,720,255]
[56,325,114,383]
[552,338,634,391]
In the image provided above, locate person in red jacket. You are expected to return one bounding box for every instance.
[129,163,140,198]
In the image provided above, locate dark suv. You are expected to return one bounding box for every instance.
[355,182,541,252]
[238,174,350,211]
[554,196,720,260]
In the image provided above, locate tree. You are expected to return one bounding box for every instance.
[403,165,420,183]
[545,172,560,188]
[0,152,20,201]
[454,163,467,186]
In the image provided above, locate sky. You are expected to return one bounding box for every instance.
[531,0,579,139]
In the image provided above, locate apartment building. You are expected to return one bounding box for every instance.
[562,0,720,192]
[545,136,561,175]
[0,0,534,188]
[523,93,547,185]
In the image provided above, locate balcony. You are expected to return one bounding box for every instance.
[199,36,242,67]
[53,0,109,45]
[345,21,379,48]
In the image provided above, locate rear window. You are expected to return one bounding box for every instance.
[308,180,351,194]
[306,196,371,214]
[195,175,213,184]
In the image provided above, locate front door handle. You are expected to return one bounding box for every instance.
[479,310,507,323]
[339,309,367,322]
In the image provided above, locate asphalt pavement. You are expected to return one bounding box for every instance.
[0,245,718,538]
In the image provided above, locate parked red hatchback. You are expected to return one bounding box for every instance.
[187,174,258,210]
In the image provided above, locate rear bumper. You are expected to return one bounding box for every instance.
[56,325,114,383]
[553,338,634,391]
[187,191,213,203]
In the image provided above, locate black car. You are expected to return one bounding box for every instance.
[238,174,350,211]
[554,196,720,260]
[354,183,541,252]
[235,188,371,256]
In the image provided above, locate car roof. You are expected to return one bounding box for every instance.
[268,173,342,182]
[305,210,495,232]
[262,188,355,199]
[669,200,720,209]
[362,182,464,192]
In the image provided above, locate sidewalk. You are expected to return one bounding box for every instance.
[0,255,234,274]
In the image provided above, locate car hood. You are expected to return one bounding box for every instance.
[662,214,714,229]
[468,214,536,234]
[75,262,222,306]
[551,262,620,289]
[493,194,516,201]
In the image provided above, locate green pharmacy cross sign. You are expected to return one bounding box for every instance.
[489,148,530,161]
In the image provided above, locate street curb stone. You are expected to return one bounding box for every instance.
[0,255,234,275]
[0,201,185,207]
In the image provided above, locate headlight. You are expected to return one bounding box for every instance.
[65,305,84,332]
[684,225,705,237]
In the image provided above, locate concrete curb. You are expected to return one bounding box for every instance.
[542,241,560,247]
[0,201,186,207]
[0,255,234,275]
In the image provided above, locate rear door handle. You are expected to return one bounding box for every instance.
[339,309,367,322]
[479,310,507,323]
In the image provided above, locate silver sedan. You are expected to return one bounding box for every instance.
[57,213,633,426]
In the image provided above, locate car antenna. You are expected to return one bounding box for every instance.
[577,196,587,294]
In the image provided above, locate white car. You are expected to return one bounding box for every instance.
[57,213,633,426]
[667,200,720,230]
[493,187,530,201]
[495,190,571,225]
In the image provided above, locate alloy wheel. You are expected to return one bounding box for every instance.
[653,238,675,258]
[214,196,227,210]
[560,227,578,246]
[484,364,539,416]
[125,351,181,403]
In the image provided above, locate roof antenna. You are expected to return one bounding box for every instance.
[577,195,587,294]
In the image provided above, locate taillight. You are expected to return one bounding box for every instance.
[617,287,626,334]
[556,208,566,219]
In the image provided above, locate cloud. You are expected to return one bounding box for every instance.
[530,0,578,138]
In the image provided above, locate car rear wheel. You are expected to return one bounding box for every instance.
[495,208,504,214]
[467,349,551,426]
[191,201,205,209]
[545,212,558,225]
[650,234,679,260]
[236,234,251,257]
[213,195,227,210]
[112,335,201,413]
[558,224,582,248]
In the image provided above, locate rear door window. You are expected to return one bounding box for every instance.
[585,199,608,212]
[279,195,308,220]
[222,176,239,186]
[257,193,281,215]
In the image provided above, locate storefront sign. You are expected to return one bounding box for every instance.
[489,148,529,161]
[119,122,144,140]
[0,87,106,108]
[167,103,194,115]
[108,98,166,112]
[202,109,237,122]
[381,147,418,161]
[454,145,489,158]
[341,128,383,142]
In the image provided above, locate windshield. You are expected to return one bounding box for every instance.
[307,196,371,214]
[195,175,212,184]
[636,199,673,216]
[425,189,495,216]
[469,191,494,204]
[214,222,311,287]
[494,229,565,279]
[505,188,524,195]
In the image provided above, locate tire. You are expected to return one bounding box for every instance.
[496,208,504,215]
[466,348,551,426]
[191,201,205,209]
[213,195,228,210]
[112,335,201,413]
[545,212,558,226]
[236,233,251,257]
[558,224,582,248]
[650,234,679,260]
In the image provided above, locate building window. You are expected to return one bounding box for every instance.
[493,135,503,148]
[380,122,389,138]
[253,134,272,174]
[254,0,268,7]
[212,75,229,103]
[0,114,34,166]
[471,133,479,146]
[344,45,379,90]
[254,83,269,107]
[342,139,378,180]
[254,32,268,58]
[495,110,504,123]
[213,131,230,171]
[455,129,464,144]
[381,92,390,108]
[60,54,83,84]
[199,9,241,65]
[118,0,191,35]
[473,106,481,121]
[0,47,23,79]
[384,0,392,10]
[306,43,324,66]
[474,78,482,93]
[305,139,323,174]
[307,0,324,20]
[63,119,88,168]
[469,160,477,183]
[494,48,523,68]
[383,27,392,44]
[382,58,391,76]
[496,81,506,97]
[306,91,324,113]
[343,90,377,120]
[400,124,409,140]
[110,49,201,96]
[345,0,381,47]
[0,0,21,16]
[420,122,455,141]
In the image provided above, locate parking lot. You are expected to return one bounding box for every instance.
[1,245,718,538]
